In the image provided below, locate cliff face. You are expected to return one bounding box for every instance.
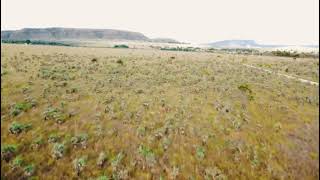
[1,28,150,41]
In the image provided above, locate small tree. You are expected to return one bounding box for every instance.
[26,40,31,44]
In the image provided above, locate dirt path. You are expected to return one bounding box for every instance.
[243,64,319,86]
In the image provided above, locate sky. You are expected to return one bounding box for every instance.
[1,0,319,45]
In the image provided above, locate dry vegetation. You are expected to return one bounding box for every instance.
[1,44,319,179]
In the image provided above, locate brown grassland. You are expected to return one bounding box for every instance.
[1,44,319,179]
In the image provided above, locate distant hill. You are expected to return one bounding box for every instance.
[1,28,150,41]
[151,38,182,44]
[207,40,279,48]
[207,40,319,49]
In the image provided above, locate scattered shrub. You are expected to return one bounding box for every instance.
[1,67,8,76]
[2,40,70,46]
[71,133,88,148]
[97,152,107,167]
[8,122,32,134]
[11,155,24,169]
[137,126,146,137]
[113,44,129,48]
[238,84,254,100]
[111,152,125,170]
[204,167,227,180]
[31,137,45,150]
[1,144,18,162]
[43,107,67,124]
[162,137,171,151]
[138,145,156,166]
[274,122,282,132]
[116,59,124,65]
[24,164,35,177]
[52,143,65,159]
[48,133,60,143]
[238,84,252,93]
[196,146,205,160]
[73,156,87,176]
[11,102,33,116]
[160,47,197,52]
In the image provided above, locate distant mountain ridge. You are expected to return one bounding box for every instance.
[208,40,281,48]
[1,28,181,44]
[151,38,182,44]
[1,28,151,41]
[207,40,319,49]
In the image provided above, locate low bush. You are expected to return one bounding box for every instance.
[113,44,129,48]
[73,156,87,176]
[1,144,18,162]
[8,122,32,134]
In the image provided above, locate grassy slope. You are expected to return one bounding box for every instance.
[1,44,319,179]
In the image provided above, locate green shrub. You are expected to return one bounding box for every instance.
[43,107,67,124]
[1,144,18,162]
[238,84,254,100]
[162,137,171,150]
[113,44,129,48]
[11,102,33,116]
[48,133,60,143]
[31,137,44,150]
[137,126,146,137]
[1,67,8,76]
[238,84,252,93]
[138,145,156,166]
[24,164,35,177]
[52,143,65,159]
[73,156,87,176]
[2,39,71,46]
[71,133,88,148]
[116,59,124,65]
[11,155,24,169]
[8,122,32,134]
[196,146,205,160]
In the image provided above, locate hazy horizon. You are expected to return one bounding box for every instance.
[1,0,319,45]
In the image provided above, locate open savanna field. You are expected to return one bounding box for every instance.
[1,44,319,179]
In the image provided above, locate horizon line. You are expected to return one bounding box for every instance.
[1,26,319,46]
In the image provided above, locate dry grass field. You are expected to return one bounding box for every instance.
[1,44,319,179]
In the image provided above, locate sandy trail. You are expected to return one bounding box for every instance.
[243,64,319,86]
